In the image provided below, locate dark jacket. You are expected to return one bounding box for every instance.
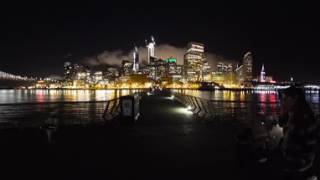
[279,104,318,169]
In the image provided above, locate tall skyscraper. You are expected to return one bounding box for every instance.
[146,36,155,64]
[132,46,139,72]
[235,64,245,84]
[243,52,253,82]
[184,42,205,82]
[64,62,73,81]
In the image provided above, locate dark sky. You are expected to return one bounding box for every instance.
[0,2,319,82]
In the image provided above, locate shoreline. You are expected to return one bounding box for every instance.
[0,87,319,92]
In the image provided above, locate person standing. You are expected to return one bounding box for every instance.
[279,86,318,179]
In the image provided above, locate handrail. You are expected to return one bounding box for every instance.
[102,98,120,122]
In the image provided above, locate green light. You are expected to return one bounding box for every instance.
[166,58,176,63]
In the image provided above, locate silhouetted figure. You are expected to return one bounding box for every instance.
[278,86,318,179]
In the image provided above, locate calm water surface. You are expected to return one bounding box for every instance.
[0,89,138,127]
[0,89,319,131]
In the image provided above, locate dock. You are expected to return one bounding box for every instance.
[0,92,306,179]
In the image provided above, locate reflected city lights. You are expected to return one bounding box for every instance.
[0,89,137,104]
[240,91,246,102]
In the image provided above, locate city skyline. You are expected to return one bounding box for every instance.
[0,3,319,82]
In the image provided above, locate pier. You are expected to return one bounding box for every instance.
[0,91,317,179]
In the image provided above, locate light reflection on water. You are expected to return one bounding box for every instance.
[0,89,319,129]
[0,89,140,126]
[0,89,136,104]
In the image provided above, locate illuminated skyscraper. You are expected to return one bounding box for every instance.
[235,64,245,84]
[243,52,253,82]
[165,57,183,80]
[93,71,103,83]
[132,46,139,72]
[146,36,155,64]
[184,42,205,82]
[64,62,73,81]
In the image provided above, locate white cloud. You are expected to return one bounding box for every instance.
[82,44,235,70]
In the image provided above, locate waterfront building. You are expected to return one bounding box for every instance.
[243,52,253,82]
[63,62,91,87]
[184,42,206,82]
[139,57,183,81]
[64,62,75,81]
[210,62,234,85]
[202,61,211,82]
[211,72,224,85]
[147,58,166,80]
[235,64,244,85]
[121,60,133,76]
[93,71,103,83]
[232,52,253,87]
[103,67,120,82]
[165,57,183,81]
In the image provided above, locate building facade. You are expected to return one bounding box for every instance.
[146,36,156,64]
[132,46,139,73]
[243,52,253,82]
[184,42,206,82]
[121,60,133,77]
[217,62,233,73]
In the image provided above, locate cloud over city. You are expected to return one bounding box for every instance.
[82,44,235,70]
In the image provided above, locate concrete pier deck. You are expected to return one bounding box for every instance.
[0,93,284,179]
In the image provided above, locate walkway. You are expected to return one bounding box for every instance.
[0,92,272,179]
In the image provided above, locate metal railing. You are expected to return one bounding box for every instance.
[175,92,320,152]
[102,98,121,122]
[173,93,256,123]
[173,92,282,148]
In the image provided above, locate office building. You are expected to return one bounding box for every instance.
[243,52,253,82]
[184,42,205,82]
[132,46,139,72]
[146,36,156,64]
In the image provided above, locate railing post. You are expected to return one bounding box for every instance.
[194,97,202,117]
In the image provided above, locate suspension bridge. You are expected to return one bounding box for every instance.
[0,70,35,88]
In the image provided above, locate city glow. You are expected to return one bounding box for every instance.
[8,37,315,91]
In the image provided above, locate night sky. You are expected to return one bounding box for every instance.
[0,2,319,82]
